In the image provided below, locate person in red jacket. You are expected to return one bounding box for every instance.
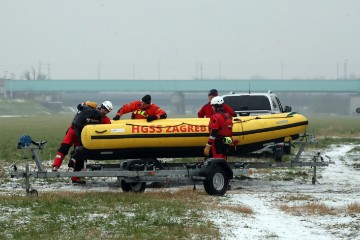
[51,101,113,182]
[203,96,238,160]
[113,94,167,122]
[198,89,235,118]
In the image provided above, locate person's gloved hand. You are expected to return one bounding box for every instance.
[77,103,83,111]
[85,101,98,109]
[204,144,211,156]
[222,137,232,144]
[232,139,239,146]
[147,116,158,122]
[113,115,120,120]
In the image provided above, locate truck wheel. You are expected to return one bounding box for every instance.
[203,166,229,196]
[121,180,146,193]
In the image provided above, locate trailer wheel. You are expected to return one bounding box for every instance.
[131,182,146,193]
[203,166,229,196]
[312,176,316,185]
[120,180,131,192]
[120,180,146,193]
[273,146,284,162]
[284,141,292,155]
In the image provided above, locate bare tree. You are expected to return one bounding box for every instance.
[22,66,47,80]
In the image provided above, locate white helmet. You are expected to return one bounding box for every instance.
[101,101,113,112]
[210,96,224,105]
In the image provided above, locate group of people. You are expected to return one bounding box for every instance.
[52,89,238,184]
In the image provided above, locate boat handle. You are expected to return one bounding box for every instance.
[95,130,107,133]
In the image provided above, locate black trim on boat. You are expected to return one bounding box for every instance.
[90,121,308,140]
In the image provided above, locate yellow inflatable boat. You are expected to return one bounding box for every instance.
[80,112,308,160]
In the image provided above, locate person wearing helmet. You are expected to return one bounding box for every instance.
[51,100,113,184]
[112,94,167,122]
[198,89,235,118]
[97,101,113,124]
[204,96,239,160]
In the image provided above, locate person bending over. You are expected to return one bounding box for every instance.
[51,101,113,184]
[113,94,167,122]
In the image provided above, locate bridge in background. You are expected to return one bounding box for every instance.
[2,79,360,93]
[1,79,359,115]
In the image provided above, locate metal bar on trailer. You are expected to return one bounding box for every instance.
[293,143,306,162]
[31,148,45,171]
[11,169,196,178]
[11,168,252,180]
[229,161,334,169]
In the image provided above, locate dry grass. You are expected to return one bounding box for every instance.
[280,202,360,216]
[279,203,338,216]
[283,194,313,201]
[221,204,254,215]
[254,168,273,174]
[346,203,360,214]
[0,166,5,178]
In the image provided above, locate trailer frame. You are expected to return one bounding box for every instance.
[9,134,334,197]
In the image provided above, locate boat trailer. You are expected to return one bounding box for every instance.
[9,134,334,197]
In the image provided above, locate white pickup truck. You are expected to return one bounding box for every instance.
[222,90,292,116]
[222,90,293,161]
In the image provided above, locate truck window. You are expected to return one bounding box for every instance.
[275,96,284,112]
[224,95,271,111]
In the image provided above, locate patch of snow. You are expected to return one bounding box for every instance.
[209,144,360,240]
[2,144,360,239]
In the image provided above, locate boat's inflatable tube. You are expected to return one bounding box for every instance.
[80,112,308,160]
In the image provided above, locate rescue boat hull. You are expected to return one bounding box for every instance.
[80,112,308,160]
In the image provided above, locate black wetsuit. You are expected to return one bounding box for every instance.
[72,106,102,146]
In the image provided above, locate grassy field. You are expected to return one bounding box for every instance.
[0,114,72,164]
[0,190,224,240]
[305,114,360,137]
[0,110,359,239]
[0,113,359,163]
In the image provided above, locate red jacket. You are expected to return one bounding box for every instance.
[116,100,166,119]
[209,111,233,138]
[198,103,235,118]
[101,116,111,124]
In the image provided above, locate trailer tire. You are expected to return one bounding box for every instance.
[273,146,284,162]
[203,166,229,196]
[120,180,146,193]
[284,141,292,155]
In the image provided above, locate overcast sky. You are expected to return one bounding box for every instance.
[1,0,359,80]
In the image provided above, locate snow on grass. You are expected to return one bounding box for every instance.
[1,144,360,239]
[207,144,360,240]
